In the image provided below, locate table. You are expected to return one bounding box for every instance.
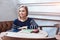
[2,30,56,40]
[6,30,48,38]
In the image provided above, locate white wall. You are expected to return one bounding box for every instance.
[0,0,18,21]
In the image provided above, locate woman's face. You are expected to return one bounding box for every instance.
[18,7,27,18]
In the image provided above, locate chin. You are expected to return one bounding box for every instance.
[21,16,25,17]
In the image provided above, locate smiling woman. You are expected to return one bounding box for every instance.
[0,5,38,40]
[8,5,38,32]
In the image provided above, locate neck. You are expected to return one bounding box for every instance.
[18,16,28,22]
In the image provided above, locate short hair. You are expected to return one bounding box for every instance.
[18,5,28,16]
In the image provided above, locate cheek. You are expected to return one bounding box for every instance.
[18,12,21,15]
[18,13,21,16]
[18,12,27,16]
[23,12,27,15]
[22,12,27,15]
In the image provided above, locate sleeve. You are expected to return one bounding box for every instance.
[30,19,38,29]
[11,19,19,29]
[7,19,19,32]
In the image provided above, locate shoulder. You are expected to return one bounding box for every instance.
[27,18,35,23]
[13,19,18,22]
[28,17,33,20]
[13,19,18,24]
[28,18,35,21]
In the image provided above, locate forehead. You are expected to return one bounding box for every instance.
[19,7,26,10]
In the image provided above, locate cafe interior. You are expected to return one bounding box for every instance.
[0,0,60,40]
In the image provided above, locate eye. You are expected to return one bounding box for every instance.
[22,10,25,12]
[19,10,21,12]
[19,10,25,12]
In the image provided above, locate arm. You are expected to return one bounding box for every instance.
[7,24,20,32]
[30,19,38,29]
[7,19,20,32]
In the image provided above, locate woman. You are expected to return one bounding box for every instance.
[0,5,38,40]
[10,5,38,32]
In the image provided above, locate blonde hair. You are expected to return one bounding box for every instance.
[18,5,28,16]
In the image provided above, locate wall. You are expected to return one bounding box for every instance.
[0,0,18,21]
